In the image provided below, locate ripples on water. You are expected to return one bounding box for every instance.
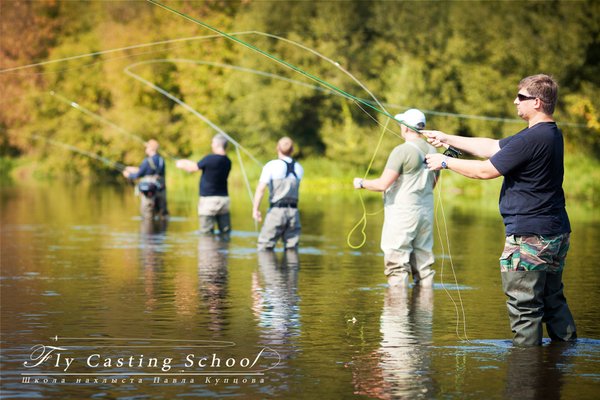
[1,186,599,399]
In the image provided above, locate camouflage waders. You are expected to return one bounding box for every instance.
[499,233,576,346]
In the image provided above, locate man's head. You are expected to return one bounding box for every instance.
[277,137,294,157]
[212,134,228,153]
[517,74,558,115]
[145,139,159,156]
[394,108,426,134]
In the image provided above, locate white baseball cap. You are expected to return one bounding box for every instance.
[394,108,426,130]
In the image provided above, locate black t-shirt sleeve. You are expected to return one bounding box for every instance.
[490,135,531,176]
[197,156,207,170]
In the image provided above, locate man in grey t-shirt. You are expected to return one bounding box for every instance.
[353,109,438,287]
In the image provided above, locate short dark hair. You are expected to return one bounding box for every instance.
[518,74,558,115]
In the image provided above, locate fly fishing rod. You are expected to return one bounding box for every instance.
[30,134,126,172]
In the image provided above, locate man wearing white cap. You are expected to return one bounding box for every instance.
[353,109,438,287]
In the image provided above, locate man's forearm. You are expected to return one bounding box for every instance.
[252,195,262,213]
[445,136,500,159]
[176,159,199,173]
[362,178,387,192]
[444,158,501,180]
[252,184,266,213]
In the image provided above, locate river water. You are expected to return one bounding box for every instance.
[1,182,599,399]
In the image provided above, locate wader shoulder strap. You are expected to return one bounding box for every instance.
[281,159,298,179]
[147,156,157,173]
[147,156,164,176]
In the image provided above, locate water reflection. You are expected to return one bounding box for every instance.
[140,217,169,237]
[140,218,168,312]
[252,250,301,355]
[2,184,600,399]
[197,235,229,333]
[354,287,435,399]
[504,344,569,400]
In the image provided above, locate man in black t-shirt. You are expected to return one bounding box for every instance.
[177,134,232,240]
[423,74,576,346]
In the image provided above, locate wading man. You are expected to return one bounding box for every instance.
[252,137,303,250]
[353,109,438,288]
[176,134,232,240]
[424,74,576,346]
[123,139,168,220]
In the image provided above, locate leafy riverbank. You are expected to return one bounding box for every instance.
[5,150,599,210]
[2,1,599,181]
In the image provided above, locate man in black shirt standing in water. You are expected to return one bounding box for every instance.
[177,134,232,240]
[424,74,576,346]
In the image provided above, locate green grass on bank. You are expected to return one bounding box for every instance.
[299,153,600,207]
[3,151,600,210]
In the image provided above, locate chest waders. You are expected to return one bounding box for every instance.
[500,234,576,345]
[198,196,232,241]
[258,159,301,250]
[383,142,436,287]
[139,156,168,220]
[268,159,299,207]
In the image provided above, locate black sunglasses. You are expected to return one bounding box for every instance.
[517,93,537,101]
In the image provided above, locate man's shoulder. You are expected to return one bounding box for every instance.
[261,158,303,176]
[146,155,164,167]
[216,154,232,163]
[528,122,560,140]
[506,123,558,146]
[260,159,279,174]
[265,158,283,167]
[203,154,231,162]
[519,122,557,136]
[265,157,297,166]
[390,141,418,156]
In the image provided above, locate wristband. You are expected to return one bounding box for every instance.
[441,156,449,169]
[359,179,364,189]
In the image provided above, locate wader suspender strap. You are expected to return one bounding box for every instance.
[281,159,298,179]
[269,159,299,208]
[146,156,164,192]
[147,156,164,177]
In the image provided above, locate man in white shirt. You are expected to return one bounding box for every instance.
[252,137,304,250]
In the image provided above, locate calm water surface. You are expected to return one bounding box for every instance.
[1,182,599,399]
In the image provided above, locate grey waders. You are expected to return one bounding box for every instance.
[502,271,576,346]
[199,213,231,241]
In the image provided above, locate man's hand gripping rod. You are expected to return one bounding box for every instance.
[403,122,462,159]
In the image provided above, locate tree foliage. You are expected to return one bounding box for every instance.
[0,0,598,179]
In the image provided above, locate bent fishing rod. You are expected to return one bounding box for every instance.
[30,134,127,172]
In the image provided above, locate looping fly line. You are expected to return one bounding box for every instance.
[346,118,390,249]
[144,0,422,132]
[26,0,470,341]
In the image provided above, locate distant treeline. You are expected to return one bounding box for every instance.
[1,0,598,181]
